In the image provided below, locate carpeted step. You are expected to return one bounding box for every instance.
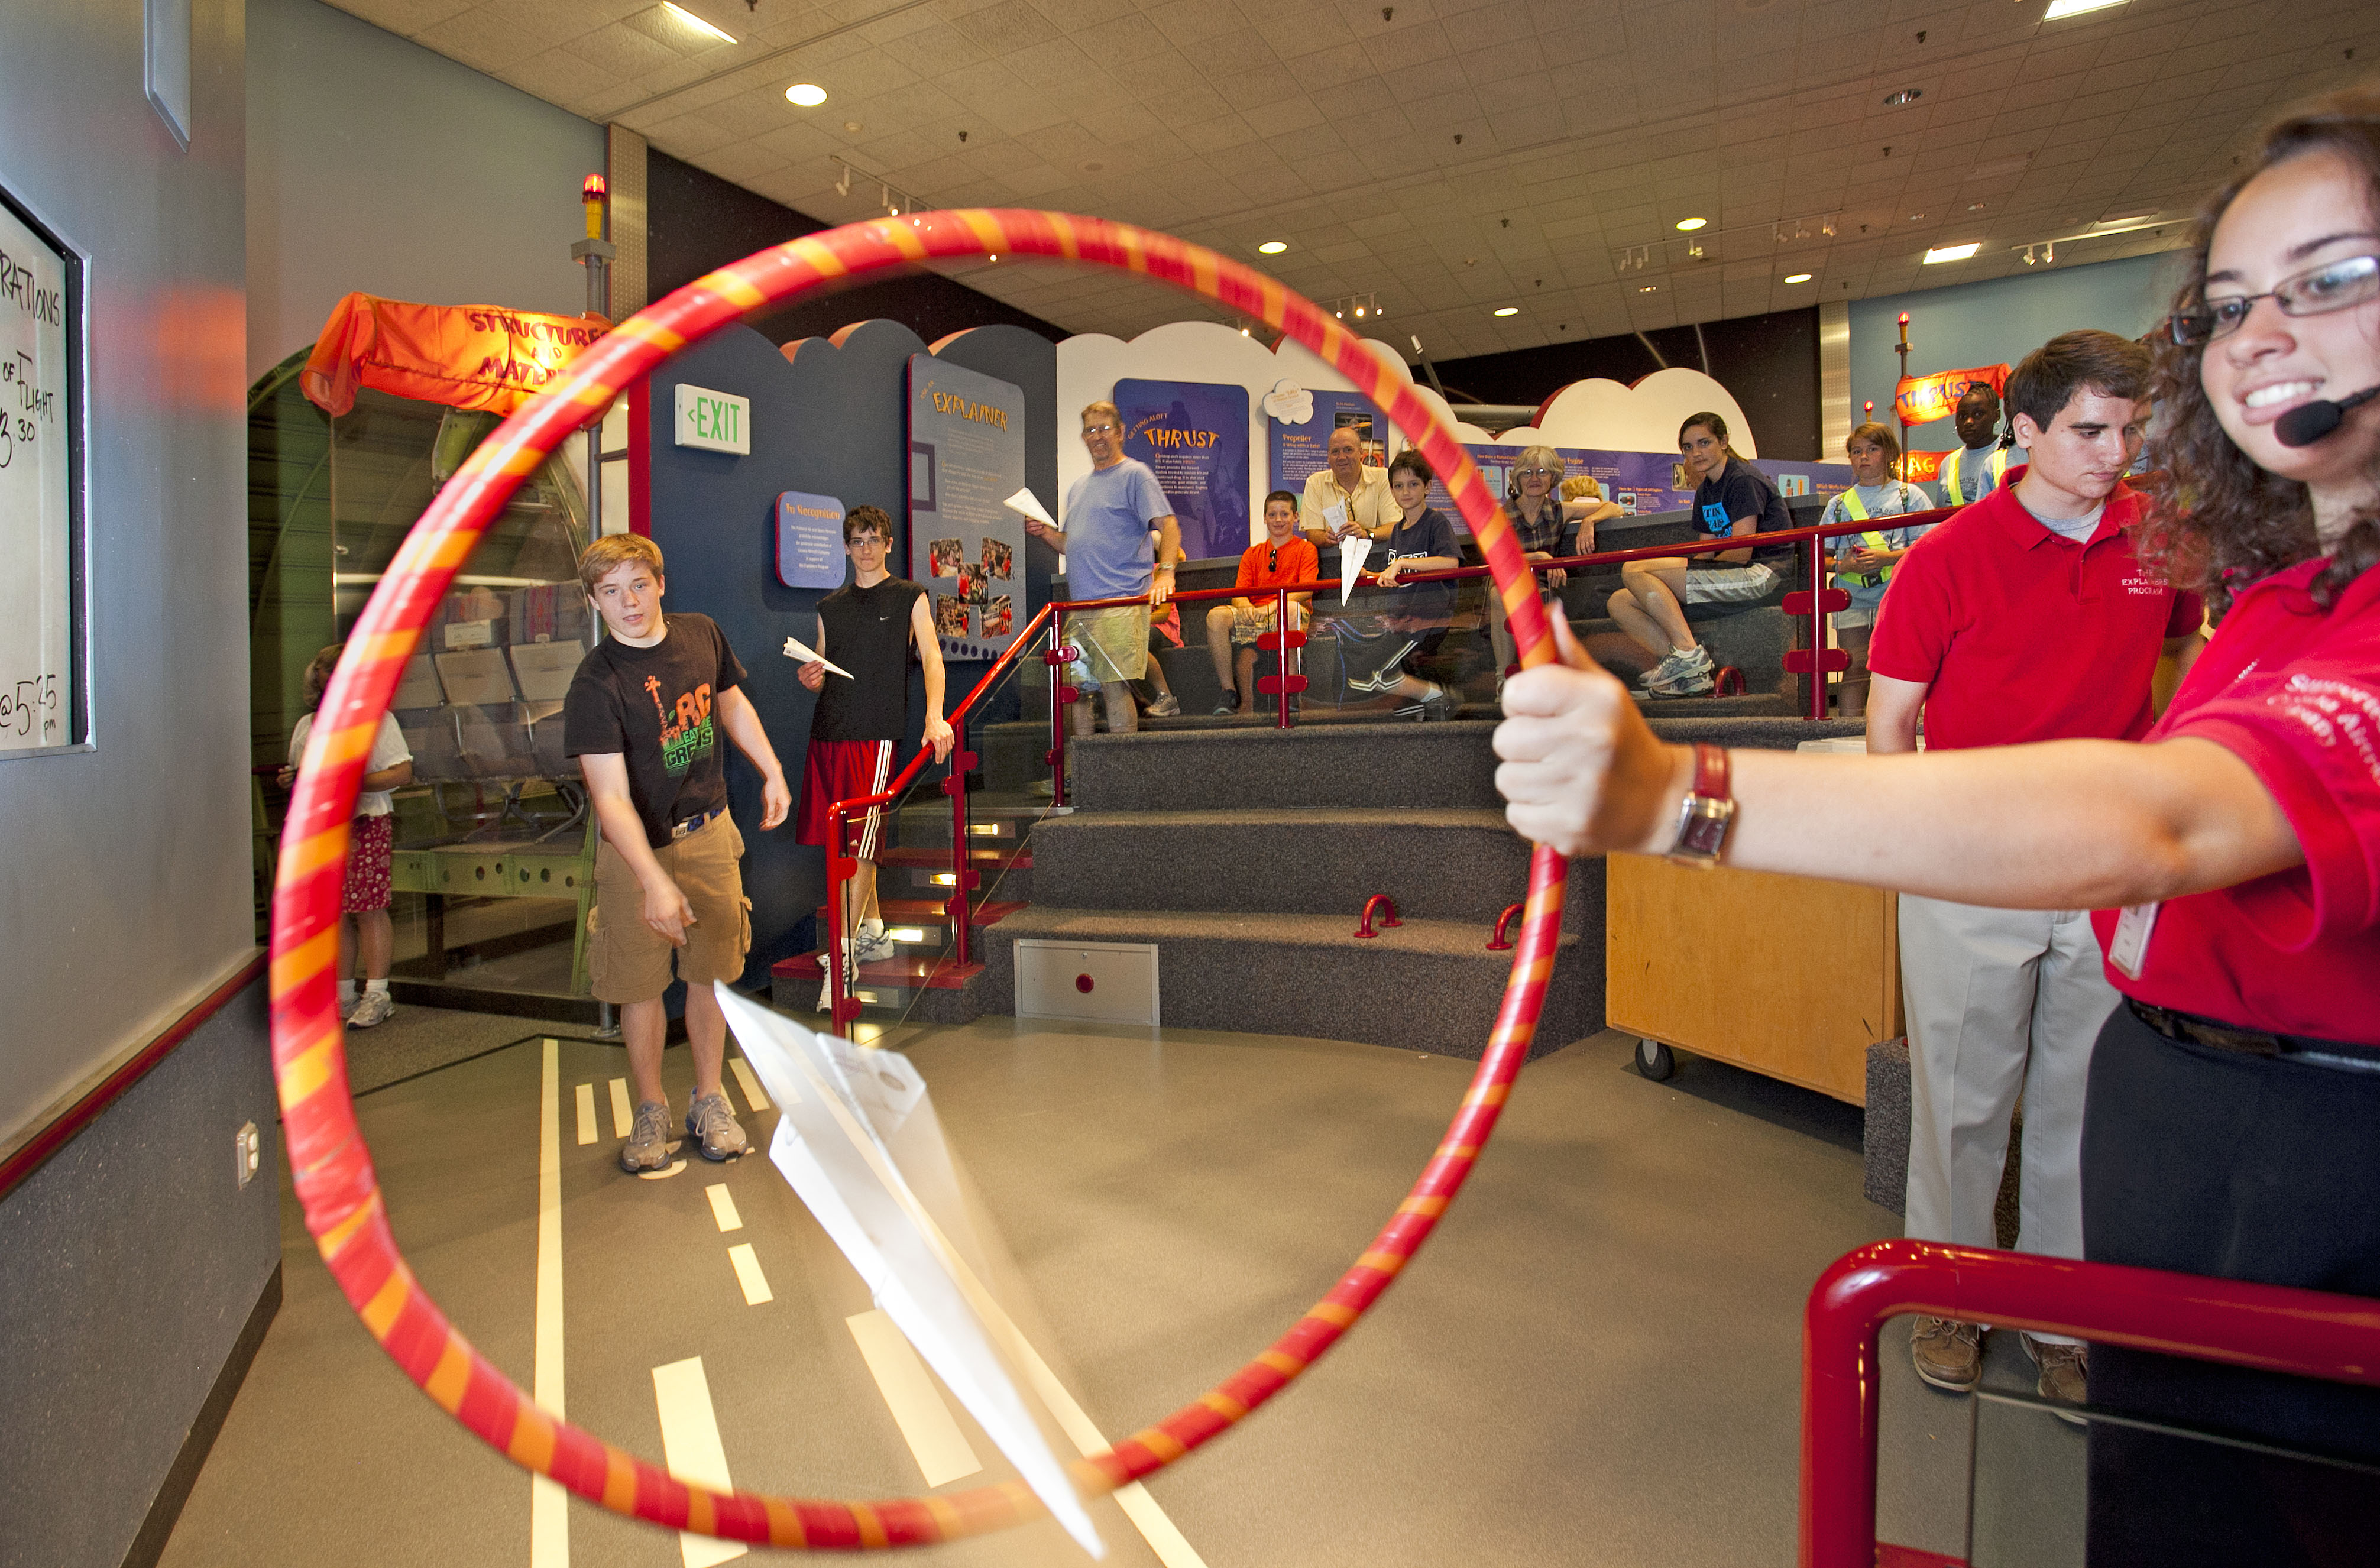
[975,906,1601,1061]
[1060,713,1870,813]
[1032,807,1587,926]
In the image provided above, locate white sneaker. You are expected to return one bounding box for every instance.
[1145,693,1180,717]
[347,990,394,1029]
[854,928,898,963]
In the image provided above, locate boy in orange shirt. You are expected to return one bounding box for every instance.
[1203,490,1317,715]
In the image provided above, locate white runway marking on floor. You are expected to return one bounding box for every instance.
[705,1183,743,1233]
[726,1243,772,1305]
[637,1158,689,1181]
[844,1309,983,1486]
[726,1054,773,1111]
[574,1081,597,1146]
[651,1356,749,1568]
[532,1041,568,1568]
[608,1077,632,1138]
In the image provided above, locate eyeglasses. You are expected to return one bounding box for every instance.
[2170,254,2380,345]
[1516,467,1560,478]
[1265,546,1278,570]
[1083,422,1120,435]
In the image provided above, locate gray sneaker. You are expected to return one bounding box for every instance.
[621,1100,674,1174]
[345,990,395,1029]
[687,1091,749,1161]
[853,927,898,963]
[1145,692,1180,717]
[1418,683,1461,721]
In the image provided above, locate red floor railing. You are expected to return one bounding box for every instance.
[1801,1239,2380,1567]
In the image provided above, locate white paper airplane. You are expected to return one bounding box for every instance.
[1339,534,1372,605]
[712,986,1103,1559]
[1002,488,1057,529]
[782,635,853,679]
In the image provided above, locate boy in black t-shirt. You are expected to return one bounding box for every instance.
[794,506,954,976]
[563,534,791,1173]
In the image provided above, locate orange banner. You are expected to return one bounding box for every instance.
[300,292,610,419]
[1901,450,1944,483]
[1894,362,2008,427]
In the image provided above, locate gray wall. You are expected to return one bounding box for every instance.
[245,0,605,380]
[0,0,253,1145]
[1850,251,2190,456]
[0,1,280,1565]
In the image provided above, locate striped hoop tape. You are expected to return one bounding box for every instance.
[270,210,1571,1547]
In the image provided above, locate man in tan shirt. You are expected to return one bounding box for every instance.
[1299,425,1399,546]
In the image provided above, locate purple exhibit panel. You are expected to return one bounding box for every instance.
[1269,390,1387,497]
[1116,377,1249,562]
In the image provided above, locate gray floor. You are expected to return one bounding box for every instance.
[160,1011,2080,1566]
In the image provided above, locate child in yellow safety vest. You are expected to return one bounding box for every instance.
[1820,422,1934,717]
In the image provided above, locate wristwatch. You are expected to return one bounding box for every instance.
[1665,743,1735,867]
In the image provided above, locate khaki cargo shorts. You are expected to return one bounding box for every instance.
[588,813,751,1003]
[1064,604,1150,685]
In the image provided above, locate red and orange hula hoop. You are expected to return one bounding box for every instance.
[270,210,1569,1547]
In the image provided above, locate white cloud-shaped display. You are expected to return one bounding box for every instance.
[1262,378,1313,425]
[1054,322,1495,548]
[1524,368,1760,458]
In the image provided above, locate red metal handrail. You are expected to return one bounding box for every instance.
[1353,895,1403,938]
[1486,902,1524,951]
[1800,1239,2380,1568]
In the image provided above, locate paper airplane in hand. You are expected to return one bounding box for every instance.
[712,986,1105,1559]
[1339,534,1372,605]
[783,636,853,679]
[1002,488,1057,529]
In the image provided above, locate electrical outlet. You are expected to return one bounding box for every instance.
[236,1121,261,1189]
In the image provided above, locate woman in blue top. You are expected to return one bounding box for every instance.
[1608,411,1793,696]
[1819,422,1935,716]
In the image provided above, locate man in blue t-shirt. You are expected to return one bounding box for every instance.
[1024,400,1183,736]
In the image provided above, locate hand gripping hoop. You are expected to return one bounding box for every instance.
[269,210,1571,1548]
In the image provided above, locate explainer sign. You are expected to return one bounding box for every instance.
[905,356,1027,660]
[674,383,750,455]
[0,187,80,755]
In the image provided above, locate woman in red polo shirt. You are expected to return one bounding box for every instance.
[1494,87,2378,1561]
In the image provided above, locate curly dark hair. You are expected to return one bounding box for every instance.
[2137,84,2380,613]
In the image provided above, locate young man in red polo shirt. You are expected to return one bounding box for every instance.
[1866,329,2204,1411]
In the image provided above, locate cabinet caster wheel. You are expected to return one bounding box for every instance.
[1636,1037,1676,1081]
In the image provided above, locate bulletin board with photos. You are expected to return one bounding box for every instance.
[905,354,1027,662]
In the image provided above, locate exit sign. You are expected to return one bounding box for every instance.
[673,384,750,455]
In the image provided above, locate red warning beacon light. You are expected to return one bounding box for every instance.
[582,173,607,240]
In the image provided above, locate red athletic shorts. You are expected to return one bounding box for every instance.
[795,739,896,857]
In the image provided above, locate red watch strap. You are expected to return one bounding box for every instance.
[1692,743,1731,802]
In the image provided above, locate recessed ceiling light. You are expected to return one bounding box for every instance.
[1257,241,1288,254]
[1882,88,1921,106]
[2044,0,2126,18]
[660,2,736,44]
[1924,242,1980,264]
[844,120,863,132]
[1784,273,1812,284]
[1492,306,1520,317]
[1675,218,1707,231]
[785,83,827,106]
[1637,284,1657,294]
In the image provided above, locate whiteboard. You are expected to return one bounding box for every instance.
[0,190,77,756]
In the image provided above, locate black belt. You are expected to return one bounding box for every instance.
[2126,999,2380,1071]
[669,804,724,842]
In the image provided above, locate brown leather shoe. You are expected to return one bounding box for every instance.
[1911,1316,1983,1392]
[2022,1334,2088,1425]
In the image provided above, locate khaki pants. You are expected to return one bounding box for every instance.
[589,814,751,1003]
[1900,896,2119,1342]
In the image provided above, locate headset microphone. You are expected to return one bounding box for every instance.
[2275,384,2380,448]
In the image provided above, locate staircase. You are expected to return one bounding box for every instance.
[977,721,1602,1060]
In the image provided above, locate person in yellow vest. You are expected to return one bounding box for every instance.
[1820,423,1935,715]
[1934,384,2020,504]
